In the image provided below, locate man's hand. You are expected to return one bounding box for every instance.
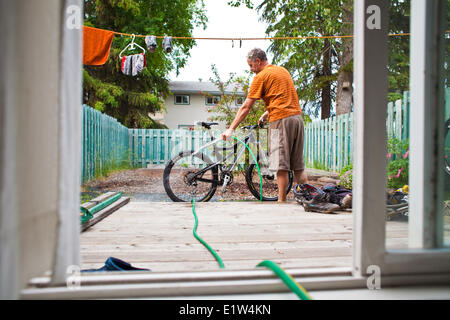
[258,111,269,127]
[221,128,234,141]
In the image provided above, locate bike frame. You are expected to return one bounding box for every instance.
[189,127,271,184]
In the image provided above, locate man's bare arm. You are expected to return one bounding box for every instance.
[221,98,257,140]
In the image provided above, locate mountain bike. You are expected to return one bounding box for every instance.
[163,122,294,202]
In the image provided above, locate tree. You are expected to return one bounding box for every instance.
[229,0,423,118]
[83,0,207,128]
[206,65,266,127]
[387,0,410,102]
[229,0,350,119]
[335,0,353,115]
[206,64,311,127]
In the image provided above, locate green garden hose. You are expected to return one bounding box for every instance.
[232,136,263,202]
[257,260,312,300]
[188,137,312,300]
[80,192,122,224]
[191,199,225,268]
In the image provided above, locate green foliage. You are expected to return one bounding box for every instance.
[228,0,416,115]
[338,137,410,190]
[387,0,410,102]
[206,64,266,128]
[206,64,313,128]
[83,0,207,128]
[339,163,353,189]
[386,137,409,189]
[255,0,346,119]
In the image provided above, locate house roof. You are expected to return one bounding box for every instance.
[169,81,245,96]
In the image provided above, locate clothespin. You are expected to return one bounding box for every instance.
[239,39,242,48]
[232,40,234,48]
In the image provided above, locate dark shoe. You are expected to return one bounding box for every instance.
[303,200,341,214]
[340,194,352,209]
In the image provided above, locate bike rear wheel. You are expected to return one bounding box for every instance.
[163,150,218,202]
[245,163,294,201]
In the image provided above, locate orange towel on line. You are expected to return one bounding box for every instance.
[83,26,115,66]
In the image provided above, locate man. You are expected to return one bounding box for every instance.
[221,48,308,202]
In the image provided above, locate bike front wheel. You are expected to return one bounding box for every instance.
[163,150,218,202]
[245,164,294,201]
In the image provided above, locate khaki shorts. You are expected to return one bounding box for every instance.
[268,114,305,172]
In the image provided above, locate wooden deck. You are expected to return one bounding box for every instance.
[80,201,410,272]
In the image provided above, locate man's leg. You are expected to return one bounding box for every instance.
[294,169,309,185]
[277,169,289,202]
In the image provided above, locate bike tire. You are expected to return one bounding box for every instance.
[245,164,294,201]
[163,150,218,202]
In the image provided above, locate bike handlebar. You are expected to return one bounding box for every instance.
[242,123,265,130]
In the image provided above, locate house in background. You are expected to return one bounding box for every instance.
[162,81,245,130]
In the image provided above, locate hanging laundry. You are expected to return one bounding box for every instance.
[162,36,173,53]
[121,55,132,75]
[121,53,146,76]
[132,53,146,75]
[145,35,157,53]
[83,26,115,66]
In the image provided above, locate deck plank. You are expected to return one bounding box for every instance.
[80,201,408,272]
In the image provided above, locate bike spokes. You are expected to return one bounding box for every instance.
[163,151,218,202]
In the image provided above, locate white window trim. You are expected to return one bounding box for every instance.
[205,95,221,106]
[353,0,450,278]
[19,0,450,299]
[174,94,190,105]
[178,124,194,130]
[235,96,244,106]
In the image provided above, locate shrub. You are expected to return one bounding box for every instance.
[386,137,409,190]
[338,137,409,191]
[339,163,353,189]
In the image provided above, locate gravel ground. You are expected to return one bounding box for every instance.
[82,168,336,202]
[83,168,260,202]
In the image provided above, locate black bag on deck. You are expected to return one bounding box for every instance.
[294,183,352,211]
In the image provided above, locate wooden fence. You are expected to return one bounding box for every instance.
[81,105,130,184]
[305,91,410,173]
[129,128,220,167]
[82,89,450,183]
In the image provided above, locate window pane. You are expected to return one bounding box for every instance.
[385,105,410,250]
[442,16,449,247]
[444,88,450,247]
[206,96,220,105]
[385,5,411,248]
[175,95,189,105]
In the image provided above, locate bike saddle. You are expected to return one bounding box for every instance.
[197,121,219,129]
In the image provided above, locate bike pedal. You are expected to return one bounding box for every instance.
[221,175,231,193]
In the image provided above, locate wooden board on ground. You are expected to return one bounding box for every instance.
[80,201,409,272]
[81,196,130,232]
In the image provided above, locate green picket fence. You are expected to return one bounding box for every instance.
[129,128,219,167]
[304,91,411,173]
[304,112,354,173]
[81,105,130,184]
[82,89,450,182]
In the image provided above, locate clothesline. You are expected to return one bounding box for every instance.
[82,25,450,67]
[109,27,450,41]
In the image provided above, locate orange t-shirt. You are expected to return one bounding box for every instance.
[247,64,302,122]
